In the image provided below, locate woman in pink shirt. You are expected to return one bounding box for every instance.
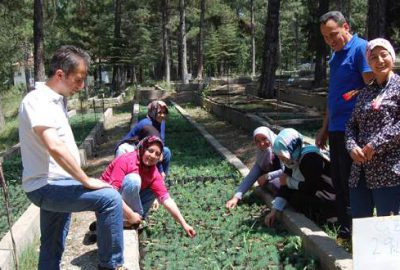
[101,135,196,237]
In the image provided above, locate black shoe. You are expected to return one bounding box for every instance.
[89,221,97,232]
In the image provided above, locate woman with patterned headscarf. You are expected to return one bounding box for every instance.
[345,38,400,219]
[225,126,283,210]
[264,128,336,227]
[101,136,196,237]
[116,100,171,182]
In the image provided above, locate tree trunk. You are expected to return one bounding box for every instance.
[132,65,137,83]
[314,0,329,87]
[251,0,256,78]
[33,0,46,83]
[196,0,205,80]
[23,42,32,92]
[179,0,189,84]
[162,0,170,84]
[112,0,123,95]
[334,0,351,20]
[258,0,281,98]
[367,0,388,39]
[0,99,5,131]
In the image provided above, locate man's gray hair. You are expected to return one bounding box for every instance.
[319,11,347,26]
[48,45,90,77]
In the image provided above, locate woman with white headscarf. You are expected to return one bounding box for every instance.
[345,38,400,219]
[264,128,336,227]
[225,126,284,210]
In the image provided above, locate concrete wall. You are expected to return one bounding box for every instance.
[194,93,315,145]
[278,89,326,111]
[0,205,40,270]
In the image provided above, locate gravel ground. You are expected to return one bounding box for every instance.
[61,112,131,270]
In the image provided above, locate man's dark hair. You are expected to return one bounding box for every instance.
[48,45,90,77]
[319,11,347,26]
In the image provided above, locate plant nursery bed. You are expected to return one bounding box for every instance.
[0,112,104,239]
[139,106,317,269]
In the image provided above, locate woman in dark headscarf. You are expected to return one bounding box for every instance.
[264,128,336,227]
[116,100,171,181]
[101,136,196,237]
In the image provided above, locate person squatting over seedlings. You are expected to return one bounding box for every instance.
[101,135,196,237]
[345,38,400,219]
[226,126,283,210]
[116,100,171,182]
[264,128,337,227]
[316,10,373,241]
[18,45,126,270]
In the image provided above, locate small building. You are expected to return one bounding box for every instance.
[13,57,34,90]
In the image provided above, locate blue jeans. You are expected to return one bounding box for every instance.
[26,179,124,270]
[158,146,171,179]
[120,173,156,218]
[115,142,136,157]
[350,174,400,218]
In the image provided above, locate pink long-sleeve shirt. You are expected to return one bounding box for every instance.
[100,151,170,202]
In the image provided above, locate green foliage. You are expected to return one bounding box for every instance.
[140,106,317,269]
[69,113,100,146]
[16,236,39,270]
[0,1,32,89]
[0,112,102,239]
[0,87,25,151]
[0,156,29,240]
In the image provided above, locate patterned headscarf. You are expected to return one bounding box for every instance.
[136,135,164,162]
[366,38,396,63]
[272,128,304,162]
[147,100,169,121]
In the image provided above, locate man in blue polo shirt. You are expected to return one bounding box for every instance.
[316,11,373,242]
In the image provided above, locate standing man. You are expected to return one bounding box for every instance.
[317,11,373,242]
[19,46,126,270]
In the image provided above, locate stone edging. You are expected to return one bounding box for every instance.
[171,100,352,270]
[0,204,40,270]
[0,108,113,270]
[196,94,316,145]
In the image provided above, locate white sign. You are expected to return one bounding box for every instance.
[353,216,400,270]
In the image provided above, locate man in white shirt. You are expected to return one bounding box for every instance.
[18,46,125,270]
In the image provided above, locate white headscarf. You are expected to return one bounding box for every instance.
[253,126,277,170]
[253,126,277,145]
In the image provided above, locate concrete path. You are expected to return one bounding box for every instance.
[61,112,140,270]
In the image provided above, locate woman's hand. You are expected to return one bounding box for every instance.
[350,146,366,165]
[362,143,376,161]
[183,224,197,238]
[226,197,239,210]
[257,175,267,187]
[279,174,288,186]
[127,212,142,225]
[264,209,277,227]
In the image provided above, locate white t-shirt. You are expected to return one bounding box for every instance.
[18,82,81,192]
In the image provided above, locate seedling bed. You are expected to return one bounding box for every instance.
[139,106,317,269]
[0,112,109,239]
